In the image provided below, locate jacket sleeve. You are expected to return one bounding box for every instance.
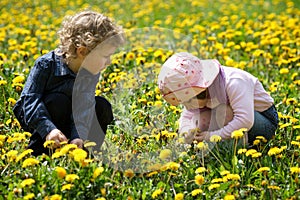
[13,58,57,139]
[208,77,255,140]
[71,68,99,140]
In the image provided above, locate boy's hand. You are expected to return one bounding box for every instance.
[46,129,68,148]
[70,138,83,149]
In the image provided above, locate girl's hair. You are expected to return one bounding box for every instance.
[56,10,125,62]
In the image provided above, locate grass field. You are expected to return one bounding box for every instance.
[0,0,300,199]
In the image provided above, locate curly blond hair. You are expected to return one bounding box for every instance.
[56,10,124,62]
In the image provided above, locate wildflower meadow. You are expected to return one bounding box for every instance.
[0,0,300,199]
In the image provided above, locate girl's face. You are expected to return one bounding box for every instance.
[182,90,208,110]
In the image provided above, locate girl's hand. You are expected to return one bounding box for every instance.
[46,129,68,148]
[194,131,209,142]
[70,138,84,149]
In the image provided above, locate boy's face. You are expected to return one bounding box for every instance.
[78,43,117,74]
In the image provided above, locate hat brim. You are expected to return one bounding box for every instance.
[163,87,206,106]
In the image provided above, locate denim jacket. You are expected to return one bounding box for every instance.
[13,51,99,141]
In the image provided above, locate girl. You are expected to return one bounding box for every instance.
[157,52,278,144]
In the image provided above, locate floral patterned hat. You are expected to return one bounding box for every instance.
[157,52,220,105]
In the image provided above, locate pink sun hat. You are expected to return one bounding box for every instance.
[157,52,220,106]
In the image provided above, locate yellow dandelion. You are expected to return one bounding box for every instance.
[296,136,300,141]
[197,142,208,150]
[43,140,55,148]
[251,152,262,158]
[124,169,134,178]
[290,167,300,174]
[237,148,247,154]
[245,149,257,157]
[220,170,230,176]
[279,68,289,74]
[210,135,222,142]
[16,149,33,162]
[146,171,158,177]
[174,193,184,200]
[55,167,67,179]
[224,194,235,200]
[151,189,162,198]
[60,144,77,154]
[70,148,87,163]
[227,174,241,180]
[22,158,39,168]
[12,75,25,84]
[161,161,180,171]
[21,178,35,188]
[268,147,282,156]
[24,193,35,200]
[0,80,8,86]
[208,183,220,190]
[159,149,172,160]
[84,141,97,148]
[191,188,203,196]
[52,151,63,159]
[93,167,104,179]
[268,185,280,190]
[257,167,270,172]
[231,128,246,139]
[256,136,267,143]
[253,139,260,145]
[61,184,73,191]
[65,174,79,183]
[211,178,223,183]
[49,194,62,200]
[195,167,206,174]
[195,174,205,185]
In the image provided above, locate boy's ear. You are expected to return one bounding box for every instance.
[76,46,88,58]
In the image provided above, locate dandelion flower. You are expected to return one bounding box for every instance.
[21,178,35,188]
[191,189,203,196]
[279,68,289,74]
[61,184,73,191]
[224,194,235,200]
[220,170,230,176]
[124,169,134,178]
[55,167,67,179]
[237,148,247,154]
[268,147,282,156]
[16,149,33,162]
[225,174,240,181]
[267,185,280,190]
[49,194,62,200]
[70,148,87,162]
[24,193,35,200]
[195,167,206,174]
[151,189,162,198]
[257,167,270,172]
[211,178,223,183]
[22,158,39,168]
[245,149,257,157]
[93,167,104,179]
[231,128,246,139]
[290,167,300,174]
[208,183,220,190]
[174,193,184,200]
[159,149,172,160]
[197,142,208,150]
[195,174,205,185]
[210,135,222,142]
[84,141,97,148]
[65,174,79,183]
[43,140,55,148]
